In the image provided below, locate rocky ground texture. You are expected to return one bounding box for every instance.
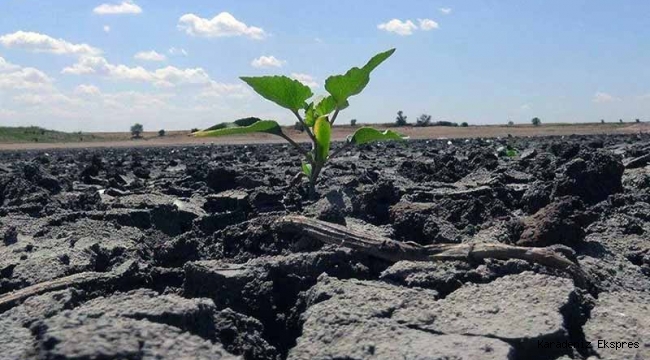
[1,134,649,360]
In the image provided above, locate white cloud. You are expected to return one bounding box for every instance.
[198,82,248,99]
[14,93,77,107]
[62,55,111,75]
[1,56,250,131]
[291,73,319,88]
[0,56,19,72]
[440,8,452,15]
[74,84,101,96]
[62,55,240,90]
[593,92,619,103]
[520,104,532,111]
[0,68,53,90]
[169,47,188,56]
[377,19,418,36]
[418,19,440,31]
[177,12,266,40]
[251,55,285,68]
[134,50,166,62]
[62,56,177,87]
[0,56,53,90]
[93,1,142,15]
[0,31,102,56]
[100,91,174,110]
[152,66,213,87]
[103,25,111,33]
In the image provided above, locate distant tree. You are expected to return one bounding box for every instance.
[434,121,458,127]
[294,121,305,132]
[130,123,144,138]
[507,121,514,126]
[531,117,541,126]
[619,119,623,124]
[350,119,357,127]
[158,129,166,137]
[460,122,469,127]
[395,110,408,126]
[416,114,432,127]
[636,118,641,123]
[601,119,605,124]
[190,128,200,133]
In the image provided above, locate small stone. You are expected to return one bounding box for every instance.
[520,148,537,160]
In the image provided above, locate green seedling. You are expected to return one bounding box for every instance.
[194,49,406,196]
[505,144,519,157]
[506,148,519,157]
[497,145,519,158]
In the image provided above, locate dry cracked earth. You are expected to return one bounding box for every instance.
[1,134,649,360]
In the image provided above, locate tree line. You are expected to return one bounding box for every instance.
[128,115,645,139]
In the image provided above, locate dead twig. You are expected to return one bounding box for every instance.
[0,261,138,312]
[274,215,592,289]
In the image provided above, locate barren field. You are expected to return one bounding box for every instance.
[1,132,650,360]
[0,122,647,150]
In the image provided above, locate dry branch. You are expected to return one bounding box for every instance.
[274,215,592,288]
[0,260,137,312]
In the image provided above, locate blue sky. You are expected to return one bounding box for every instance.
[0,0,649,132]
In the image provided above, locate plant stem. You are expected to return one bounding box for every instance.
[278,133,309,158]
[330,109,340,125]
[328,141,352,160]
[308,162,322,199]
[291,110,317,143]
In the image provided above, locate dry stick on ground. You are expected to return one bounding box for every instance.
[0,261,137,312]
[274,215,592,289]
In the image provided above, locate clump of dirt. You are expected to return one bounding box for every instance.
[517,196,588,247]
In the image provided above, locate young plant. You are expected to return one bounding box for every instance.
[194,49,406,196]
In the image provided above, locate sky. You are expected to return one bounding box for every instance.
[0,0,649,132]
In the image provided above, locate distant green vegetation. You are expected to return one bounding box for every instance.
[0,126,99,143]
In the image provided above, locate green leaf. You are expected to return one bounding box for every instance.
[240,76,313,112]
[202,117,260,131]
[194,119,283,137]
[348,127,407,145]
[324,48,395,108]
[302,162,312,177]
[506,149,518,157]
[363,48,396,73]
[315,96,338,116]
[313,116,331,162]
[304,102,316,127]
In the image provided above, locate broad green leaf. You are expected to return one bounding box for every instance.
[302,162,312,177]
[194,119,283,137]
[314,116,331,162]
[363,48,396,73]
[241,76,313,112]
[304,102,316,127]
[506,149,518,157]
[315,96,338,116]
[324,49,395,108]
[348,127,407,145]
[202,117,260,131]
